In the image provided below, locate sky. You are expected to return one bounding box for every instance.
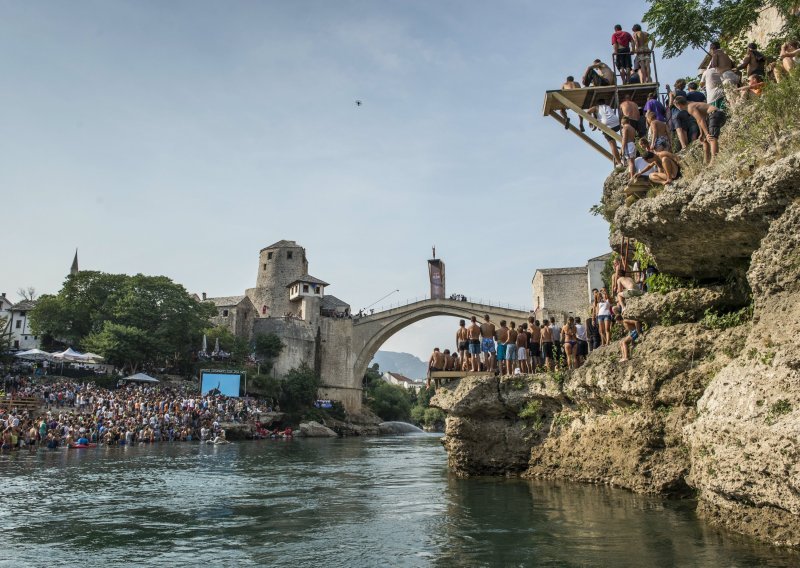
[1,0,702,361]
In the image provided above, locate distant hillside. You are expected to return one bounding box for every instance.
[371,351,427,379]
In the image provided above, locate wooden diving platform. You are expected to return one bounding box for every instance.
[542,83,659,161]
[430,371,493,379]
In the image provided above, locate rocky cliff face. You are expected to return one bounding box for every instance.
[432,153,800,548]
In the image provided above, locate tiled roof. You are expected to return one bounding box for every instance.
[385,372,414,384]
[261,240,301,251]
[205,295,246,307]
[321,295,350,309]
[535,266,587,276]
[287,274,329,287]
[11,299,36,311]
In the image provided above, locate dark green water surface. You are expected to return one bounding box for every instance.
[2,435,797,567]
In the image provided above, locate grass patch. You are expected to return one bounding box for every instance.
[701,304,754,330]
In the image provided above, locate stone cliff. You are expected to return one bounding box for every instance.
[432,150,800,547]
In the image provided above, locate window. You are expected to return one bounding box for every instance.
[13,340,19,349]
[263,263,267,270]
[15,320,21,329]
[303,284,309,293]
[287,251,293,259]
[262,305,267,315]
[314,286,320,294]
[267,252,273,260]
[222,309,229,317]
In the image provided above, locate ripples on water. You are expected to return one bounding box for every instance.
[2,436,797,567]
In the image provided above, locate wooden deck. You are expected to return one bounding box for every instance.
[0,397,40,411]
[542,83,659,161]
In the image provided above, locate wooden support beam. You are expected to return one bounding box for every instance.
[430,371,493,378]
[548,111,614,162]
[551,92,621,143]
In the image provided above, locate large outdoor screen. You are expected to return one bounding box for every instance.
[201,371,242,397]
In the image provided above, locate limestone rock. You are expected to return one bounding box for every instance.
[613,152,800,280]
[623,285,745,326]
[298,421,338,437]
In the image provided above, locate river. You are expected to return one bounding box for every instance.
[2,435,797,567]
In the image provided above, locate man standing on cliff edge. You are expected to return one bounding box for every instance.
[480,314,497,372]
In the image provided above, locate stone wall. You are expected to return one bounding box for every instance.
[248,241,309,318]
[252,317,316,378]
[532,269,589,323]
[318,317,361,413]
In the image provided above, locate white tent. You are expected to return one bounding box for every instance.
[14,349,55,361]
[51,347,92,362]
[121,373,159,383]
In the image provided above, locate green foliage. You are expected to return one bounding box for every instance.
[253,333,283,360]
[601,254,617,293]
[519,400,542,421]
[0,316,13,357]
[646,273,696,294]
[367,381,412,422]
[765,398,792,424]
[701,304,754,330]
[633,242,656,270]
[281,364,321,411]
[203,325,249,364]
[643,0,796,58]
[31,271,214,373]
[251,373,282,400]
[411,406,446,429]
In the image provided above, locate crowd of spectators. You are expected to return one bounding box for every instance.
[0,377,273,452]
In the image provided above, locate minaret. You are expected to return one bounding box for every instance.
[70,249,79,276]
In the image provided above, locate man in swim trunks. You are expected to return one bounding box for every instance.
[632,24,653,83]
[456,319,469,362]
[540,322,554,371]
[620,116,638,178]
[480,314,497,371]
[528,317,541,371]
[506,322,518,375]
[468,316,482,371]
[549,317,562,365]
[582,59,615,87]
[672,96,727,163]
[496,320,509,375]
[616,313,642,362]
[619,94,645,138]
[427,347,446,389]
[646,111,671,152]
[516,324,529,374]
[612,24,634,83]
[647,150,682,185]
[560,76,585,132]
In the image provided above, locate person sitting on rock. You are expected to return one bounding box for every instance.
[615,309,642,362]
[427,347,446,389]
[615,274,642,310]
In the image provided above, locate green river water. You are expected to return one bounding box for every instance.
[2,435,798,567]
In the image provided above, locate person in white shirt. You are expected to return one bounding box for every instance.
[701,67,725,108]
[575,317,589,367]
[588,99,622,165]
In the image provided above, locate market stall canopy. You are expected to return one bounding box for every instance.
[14,349,55,361]
[121,373,159,383]
[51,348,92,362]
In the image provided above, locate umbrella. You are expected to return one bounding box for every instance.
[14,349,54,362]
[121,373,159,383]
[212,338,220,356]
[51,348,91,362]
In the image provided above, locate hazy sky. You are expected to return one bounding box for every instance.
[2,0,701,362]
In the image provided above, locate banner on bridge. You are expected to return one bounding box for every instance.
[428,259,446,300]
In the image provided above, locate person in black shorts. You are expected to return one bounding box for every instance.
[612,25,634,83]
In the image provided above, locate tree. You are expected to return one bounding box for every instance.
[0,316,13,356]
[254,333,283,360]
[281,364,320,411]
[17,287,37,301]
[368,381,412,422]
[30,271,215,372]
[643,0,800,58]
[203,325,249,363]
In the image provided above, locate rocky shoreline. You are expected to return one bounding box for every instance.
[433,151,800,548]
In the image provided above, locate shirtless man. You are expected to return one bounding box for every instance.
[646,111,671,152]
[468,316,482,372]
[672,96,727,163]
[496,320,509,375]
[560,75,585,131]
[582,59,616,87]
[480,314,497,371]
[540,321,554,371]
[631,24,653,83]
[443,349,454,371]
[506,322,518,375]
[775,40,799,82]
[528,317,541,370]
[620,117,638,178]
[615,275,641,310]
[456,320,469,362]
[616,313,642,362]
[516,324,529,374]
[619,94,644,137]
[647,150,681,185]
[427,347,446,389]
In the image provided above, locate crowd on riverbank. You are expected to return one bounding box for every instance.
[0,377,274,452]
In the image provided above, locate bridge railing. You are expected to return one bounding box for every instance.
[355,295,532,319]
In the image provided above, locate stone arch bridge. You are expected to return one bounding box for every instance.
[340,298,532,400]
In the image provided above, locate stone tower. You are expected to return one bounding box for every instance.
[246,240,308,317]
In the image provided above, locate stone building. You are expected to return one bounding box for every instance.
[211,239,359,412]
[532,252,612,323]
[203,294,257,339]
[4,299,40,351]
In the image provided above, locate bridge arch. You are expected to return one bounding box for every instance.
[350,299,532,389]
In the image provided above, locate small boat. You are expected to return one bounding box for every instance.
[68,443,97,449]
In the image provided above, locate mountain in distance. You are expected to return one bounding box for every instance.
[371,351,428,380]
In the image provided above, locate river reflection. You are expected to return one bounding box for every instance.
[2,436,797,567]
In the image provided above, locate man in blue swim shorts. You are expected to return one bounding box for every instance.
[480,314,497,371]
